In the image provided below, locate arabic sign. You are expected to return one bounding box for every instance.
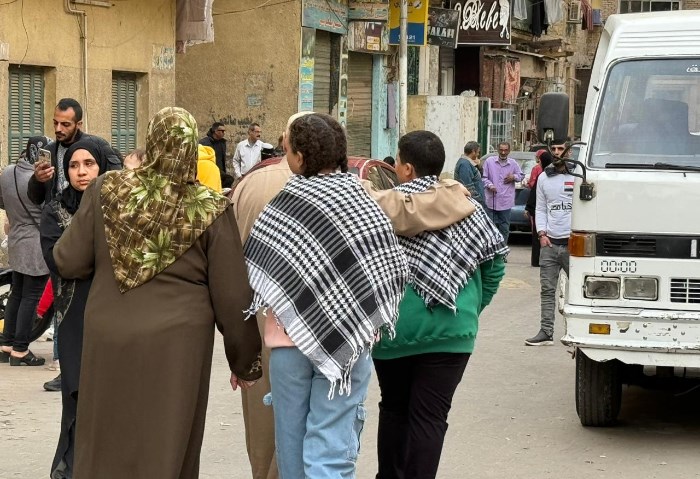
[349,0,389,21]
[348,21,390,53]
[427,7,459,48]
[389,0,429,46]
[303,0,349,35]
[449,0,511,46]
[299,27,315,112]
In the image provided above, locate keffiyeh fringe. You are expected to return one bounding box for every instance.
[244,173,410,396]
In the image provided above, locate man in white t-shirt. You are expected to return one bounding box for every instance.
[232,123,263,177]
[525,142,573,346]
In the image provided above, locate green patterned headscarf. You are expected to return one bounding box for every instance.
[100,107,229,293]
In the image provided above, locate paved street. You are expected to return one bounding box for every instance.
[3,239,700,478]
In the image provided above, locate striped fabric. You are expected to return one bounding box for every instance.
[244,173,409,396]
[394,176,509,312]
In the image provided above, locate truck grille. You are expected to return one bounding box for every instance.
[670,278,700,304]
[599,235,657,257]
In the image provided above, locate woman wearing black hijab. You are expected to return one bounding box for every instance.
[40,136,121,479]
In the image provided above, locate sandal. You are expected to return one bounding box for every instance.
[0,350,9,363]
[10,350,45,367]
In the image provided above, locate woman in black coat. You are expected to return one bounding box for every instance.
[40,137,121,479]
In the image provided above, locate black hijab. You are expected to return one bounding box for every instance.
[60,137,122,214]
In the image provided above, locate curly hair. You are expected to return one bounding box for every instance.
[288,113,348,177]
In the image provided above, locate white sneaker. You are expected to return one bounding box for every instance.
[42,324,54,342]
[48,359,60,371]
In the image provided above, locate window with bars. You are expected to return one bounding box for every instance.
[619,0,680,13]
[8,67,44,163]
[490,108,514,151]
[111,73,138,155]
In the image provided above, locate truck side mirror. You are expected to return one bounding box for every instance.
[538,92,569,143]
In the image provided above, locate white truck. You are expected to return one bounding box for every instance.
[537,11,700,426]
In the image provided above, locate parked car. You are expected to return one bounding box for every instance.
[480,151,537,232]
[239,156,398,191]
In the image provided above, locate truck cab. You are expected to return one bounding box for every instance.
[545,11,700,426]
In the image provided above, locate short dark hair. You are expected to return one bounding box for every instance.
[498,142,510,149]
[211,122,224,130]
[248,122,260,131]
[464,141,480,155]
[397,130,445,177]
[288,113,347,178]
[56,98,83,122]
[383,156,395,166]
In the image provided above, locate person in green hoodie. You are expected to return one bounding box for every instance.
[372,130,508,479]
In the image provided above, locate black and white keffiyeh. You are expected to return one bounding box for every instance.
[394,176,509,312]
[244,173,410,396]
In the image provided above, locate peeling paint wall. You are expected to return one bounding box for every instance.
[176,0,302,171]
[371,55,398,159]
[0,0,177,163]
[408,95,479,176]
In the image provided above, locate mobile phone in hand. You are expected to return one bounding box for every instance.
[37,148,51,167]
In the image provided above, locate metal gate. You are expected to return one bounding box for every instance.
[313,30,332,115]
[346,52,373,157]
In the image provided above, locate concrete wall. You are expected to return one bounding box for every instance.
[407,95,479,176]
[176,0,302,170]
[0,0,177,163]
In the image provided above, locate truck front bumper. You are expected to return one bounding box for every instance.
[562,305,700,367]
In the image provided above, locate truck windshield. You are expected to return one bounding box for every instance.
[590,58,700,168]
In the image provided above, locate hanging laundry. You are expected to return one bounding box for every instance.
[514,0,529,20]
[580,0,594,30]
[545,0,565,24]
[504,60,521,103]
[531,0,549,36]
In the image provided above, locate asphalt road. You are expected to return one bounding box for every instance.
[2,238,700,478]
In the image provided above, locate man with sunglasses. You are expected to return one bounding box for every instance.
[199,122,228,174]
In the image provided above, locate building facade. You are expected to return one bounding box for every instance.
[0,0,178,164]
[176,0,400,163]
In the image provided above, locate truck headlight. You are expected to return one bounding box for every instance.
[584,277,620,299]
[623,277,658,300]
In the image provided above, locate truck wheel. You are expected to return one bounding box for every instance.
[575,349,622,427]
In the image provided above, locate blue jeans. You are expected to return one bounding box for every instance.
[486,208,511,244]
[269,347,371,479]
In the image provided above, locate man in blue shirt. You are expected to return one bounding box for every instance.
[453,141,485,207]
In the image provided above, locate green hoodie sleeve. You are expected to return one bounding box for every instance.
[479,255,506,312]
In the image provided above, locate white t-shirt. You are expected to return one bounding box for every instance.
[535,170,574,239]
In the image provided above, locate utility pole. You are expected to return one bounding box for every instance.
[398,0,408,137]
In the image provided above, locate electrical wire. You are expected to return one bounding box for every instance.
[213,0,294,16]
[19,0,28,65]
[0,0,20,5]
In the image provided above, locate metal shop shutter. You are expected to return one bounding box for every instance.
[111,74,137,155]
[313,30,332,115]
[346,52,373,158]
[8,67,44,163]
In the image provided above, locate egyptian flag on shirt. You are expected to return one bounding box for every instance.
[564,180,575,194]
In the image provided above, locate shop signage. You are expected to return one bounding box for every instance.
[299,27,315,112]
[449,0,511,45]
[348,0,389,21]
[427,7,460,48]
[302,0,349,35]
[388,0,429,46]
[348,21,390,53]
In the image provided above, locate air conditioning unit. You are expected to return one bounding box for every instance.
[568,0,581,23]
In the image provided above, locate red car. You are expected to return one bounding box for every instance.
[241,156,398,191]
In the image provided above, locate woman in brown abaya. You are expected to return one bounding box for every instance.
[53,107,262,478]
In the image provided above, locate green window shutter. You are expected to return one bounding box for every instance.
[8,67,44,163]
[111,74,137,155]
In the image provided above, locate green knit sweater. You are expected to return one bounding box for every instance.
[372,256,506,360]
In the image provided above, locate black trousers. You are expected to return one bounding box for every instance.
[374,352,471,479]
[1,272,47,352]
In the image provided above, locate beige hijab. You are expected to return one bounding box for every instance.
[100,107,229,293]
